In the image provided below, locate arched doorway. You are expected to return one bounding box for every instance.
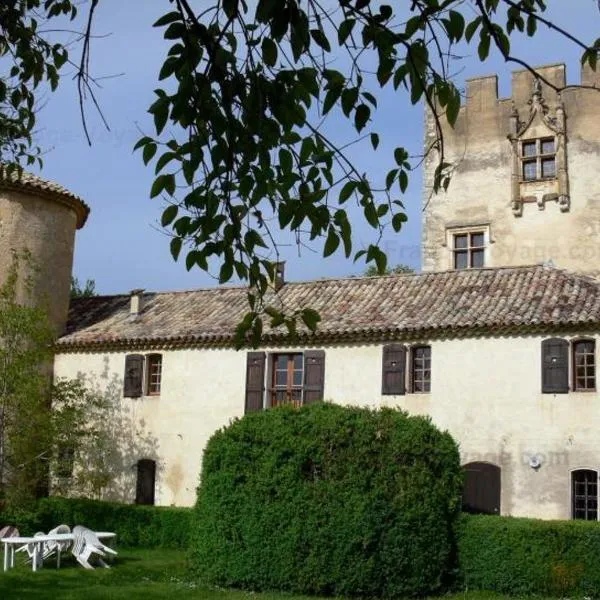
[135,459,156,505]
[462,462,501,515]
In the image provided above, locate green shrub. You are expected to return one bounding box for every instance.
[457,513,600,596]
[190,402,462,598]
[0,497,192,548]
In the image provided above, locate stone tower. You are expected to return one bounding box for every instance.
[0,169,89,335]
[422,63,600,276]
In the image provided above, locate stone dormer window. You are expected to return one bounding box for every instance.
[509,78,569,216]
[521,137,556,181]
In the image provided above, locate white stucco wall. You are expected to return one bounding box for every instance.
[54,333,600,518]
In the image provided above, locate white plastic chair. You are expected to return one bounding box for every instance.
[41,524,71,562]
[15,531,46,569]
[71,525,117,569]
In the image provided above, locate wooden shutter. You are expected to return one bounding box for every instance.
[303,350,325,404]
[124,354,144,397]
[245,352,266,413]
[135,459,156,505]
[541,338,569,393]
[382,344,406,395]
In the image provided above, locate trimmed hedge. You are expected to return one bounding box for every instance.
[190,402,463,598]
[458,513,600,596]
[0,497,192,548]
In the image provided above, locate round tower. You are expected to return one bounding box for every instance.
[0,168,89,335]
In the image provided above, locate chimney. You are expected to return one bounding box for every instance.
[274,261,285,292]
[130,289,145,316]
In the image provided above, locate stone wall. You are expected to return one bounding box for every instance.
[55,335,600,518]
[422,64,600,276]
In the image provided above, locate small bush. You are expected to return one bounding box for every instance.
[190,402,462,598]
[0,497,192,548]
[457,513,600,596]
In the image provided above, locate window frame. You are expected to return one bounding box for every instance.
[572,339,596,392]
[571,469,598,521]
[410,345,432,393]
[270,352,304,407]
[145,353,163,396]
[521,136,556,182]
[451,230,486,270]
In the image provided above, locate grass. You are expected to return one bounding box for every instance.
[0,548,561,600]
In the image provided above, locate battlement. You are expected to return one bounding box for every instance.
[463,63,599,111]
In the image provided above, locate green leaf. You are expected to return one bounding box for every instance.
[219,262,234,284]
[279,148,293,173]
[261,37,278,67]
[354,104,370,133]
[338,19,356,45]
[446,86,461,127]
[170,237,182,260]
[134,136,153,152]
[153,12,182,28]
[527,14,537,37]
[341,87,359,117]
[155,151,177,174]
[150,175,166,198]
[161,204,178,227]
[465,16,482,42]
[399,170,408,193]
[478,31,491,61]
[323,86,342,115]
[339,180,357,203]
[310,29,331,52]
[323,226,340,257]
[142,143,157,165]
[301,308,321,331]
[392,212,407,232]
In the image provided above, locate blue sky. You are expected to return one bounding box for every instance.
[33,1,600,294]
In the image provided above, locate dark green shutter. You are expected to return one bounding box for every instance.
[245,352,266,413]
[124,354,144,397]
[541,338,569,393]
[303,350,325,403]
[382,344,406,395]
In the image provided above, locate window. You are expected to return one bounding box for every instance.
[244,351,325,413]
[123,354,163,398]
[572,470,598,520]
[541,338,597,394]
[521,137,556,181]
[573,340,595,391]
[453,232,485,270]
[271,353,304,407]
[411,346,431,393]
[56,447,75,479]
[146,354,163,395]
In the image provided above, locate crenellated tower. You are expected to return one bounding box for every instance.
[422,63,600,276]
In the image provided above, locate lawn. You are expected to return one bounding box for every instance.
[0,548,559,600]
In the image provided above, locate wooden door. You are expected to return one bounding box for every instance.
[462,462,501,515]
[135,459,156,505]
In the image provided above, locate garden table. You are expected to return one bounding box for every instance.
[1,531,116,572]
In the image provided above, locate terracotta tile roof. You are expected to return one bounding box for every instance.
[57,264,600,350]
[0,166,89,228]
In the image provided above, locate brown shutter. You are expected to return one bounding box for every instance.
[382,344,406,395]
[542,338,569,393]
[124,354,144,397]
[303,350,325,404]
[245,352,266,413]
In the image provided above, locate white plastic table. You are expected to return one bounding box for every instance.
[1,532,116,572]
